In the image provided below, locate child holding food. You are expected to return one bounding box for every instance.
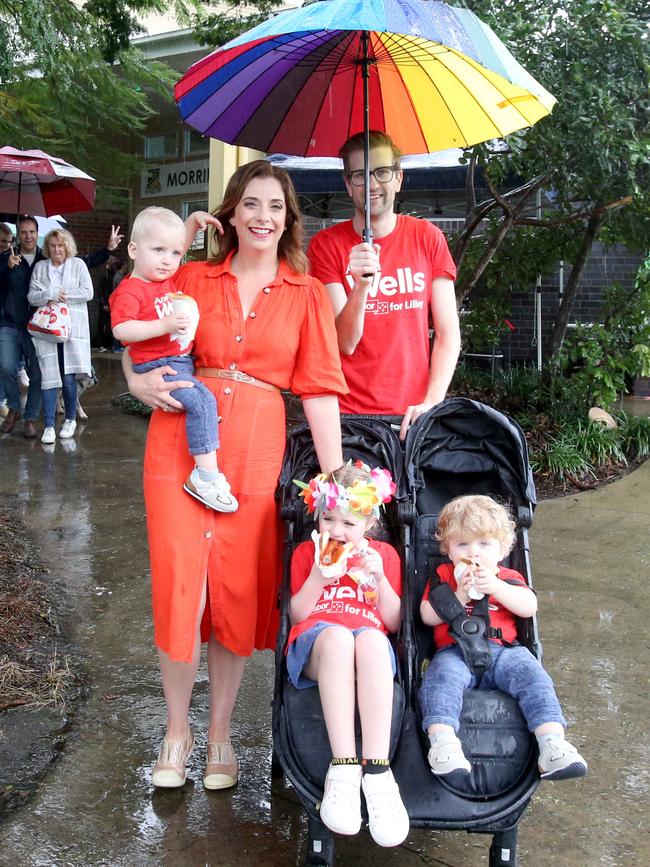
[110,206,237,513]
[419,494,587,781]
[288,462,409,848]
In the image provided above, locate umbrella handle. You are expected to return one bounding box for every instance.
[361,32,373,278]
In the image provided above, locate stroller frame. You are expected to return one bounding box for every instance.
[273,401,541,866]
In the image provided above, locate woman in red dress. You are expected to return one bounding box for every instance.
[124,161,347,790]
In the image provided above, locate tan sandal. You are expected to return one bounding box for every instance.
[203,741,239,790]
[152,728,195,788]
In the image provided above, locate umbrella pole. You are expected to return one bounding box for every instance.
[361,31,372,245]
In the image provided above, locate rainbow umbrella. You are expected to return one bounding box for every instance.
[175,0,555,240]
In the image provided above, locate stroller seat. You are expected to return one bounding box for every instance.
[277,680,406,798]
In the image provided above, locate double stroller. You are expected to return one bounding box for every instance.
[274,398,540,866]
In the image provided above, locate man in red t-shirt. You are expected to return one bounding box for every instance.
[308,131,460,438]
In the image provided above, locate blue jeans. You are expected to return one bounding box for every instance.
[41,344,77,427]
[419,643,567,733]
[0,326,42,421]
[134,355,218,455]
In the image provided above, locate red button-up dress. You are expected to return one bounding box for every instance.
[143,254,348,661]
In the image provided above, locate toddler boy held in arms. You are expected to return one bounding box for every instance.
[110,206,237,512]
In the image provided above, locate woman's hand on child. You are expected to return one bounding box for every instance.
[127,364,191,412]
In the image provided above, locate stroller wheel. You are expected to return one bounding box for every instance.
[271,749,284,779]
[489,827,518,866]
[305,815,334,866]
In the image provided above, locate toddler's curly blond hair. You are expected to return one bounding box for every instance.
[435,495,515,555]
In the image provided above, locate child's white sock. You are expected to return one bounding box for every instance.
[196,466,219,482]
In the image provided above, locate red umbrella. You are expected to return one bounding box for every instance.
[0,146,95,217]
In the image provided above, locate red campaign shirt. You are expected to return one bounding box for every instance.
[109,275,191,364]
[421,562,528,649]
[287,538,402,648]
[308,215,457,415]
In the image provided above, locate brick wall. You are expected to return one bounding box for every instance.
[506,242,642,363]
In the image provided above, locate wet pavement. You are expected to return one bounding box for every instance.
[0,354,648,866]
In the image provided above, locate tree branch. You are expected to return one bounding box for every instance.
[516,195,633,227]
[548,210,606,356]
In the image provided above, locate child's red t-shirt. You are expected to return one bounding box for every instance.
[109,275,191,364]
[421,563,528,649]
[288,538,401,647]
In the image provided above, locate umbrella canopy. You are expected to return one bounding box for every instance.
[0,147,95,217]
[175,0,556,158]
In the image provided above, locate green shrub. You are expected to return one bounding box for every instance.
[615,412,650,459]
[574,421,626,467]
[530,433,594,480]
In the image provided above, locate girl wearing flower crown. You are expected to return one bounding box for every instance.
[288,462,409,848]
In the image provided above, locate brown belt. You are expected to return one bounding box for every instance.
[196,367,280,393]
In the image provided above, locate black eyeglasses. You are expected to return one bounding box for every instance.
[346,165,400,186]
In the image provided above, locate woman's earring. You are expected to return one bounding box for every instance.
[229,218,235,226]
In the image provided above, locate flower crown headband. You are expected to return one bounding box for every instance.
[294,460,396,520]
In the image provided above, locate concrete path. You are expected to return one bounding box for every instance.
[0,355,647,866]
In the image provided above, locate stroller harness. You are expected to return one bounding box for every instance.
[428,580,504,681]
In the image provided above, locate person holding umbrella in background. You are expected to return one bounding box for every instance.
[0,222,13,418]
[0,215,44,437]
[308,131,460,438]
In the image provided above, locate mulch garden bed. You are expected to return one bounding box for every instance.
[0,509,81,818]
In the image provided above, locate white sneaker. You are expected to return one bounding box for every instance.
[59,419,77,439]
[319,763,362,836]
[538,737,587,781]
[41,427,56,444]
[183,469,238,513]
[361,769,410,847]
[427,731,471,776]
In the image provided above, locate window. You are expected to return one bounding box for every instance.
[144,133,178,160]
[184,129,209,156]
[182,200,209,251]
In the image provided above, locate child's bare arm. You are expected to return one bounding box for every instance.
[289,563,329,625]
[376,577,401,633]
[183,211,224,253]
[364,547,401,632]
[420,597,444,626]
[113,312,190,344]
[487,579,537,618]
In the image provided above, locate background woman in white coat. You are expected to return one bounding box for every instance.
[27,229,93,444]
